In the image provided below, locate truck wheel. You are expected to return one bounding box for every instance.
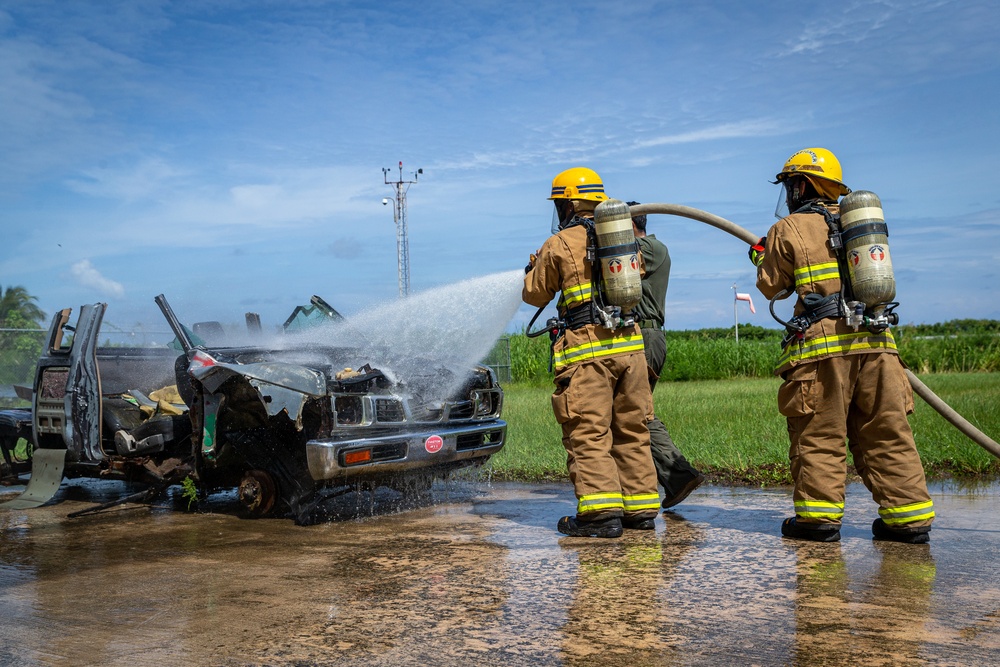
[237,469,278,517]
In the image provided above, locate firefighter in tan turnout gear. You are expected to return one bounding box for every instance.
[751,147,934,544]
[523,167,660,538]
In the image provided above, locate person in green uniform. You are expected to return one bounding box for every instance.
[628,202,705,509]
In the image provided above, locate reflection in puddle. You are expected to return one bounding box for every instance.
[0,481,998,666]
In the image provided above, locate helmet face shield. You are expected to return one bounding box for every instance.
[776,176,815,218]
[774,184,790,220]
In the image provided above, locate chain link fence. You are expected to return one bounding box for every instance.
[483,336,511,383]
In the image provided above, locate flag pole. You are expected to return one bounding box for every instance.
[732,283,739,344]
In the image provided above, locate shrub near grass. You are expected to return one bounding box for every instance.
[507,320,1000,383]
[661,339,774,381]
[896,334,1000,374]
[508,333,553,386]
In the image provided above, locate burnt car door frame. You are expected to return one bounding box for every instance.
[33,303,106,464]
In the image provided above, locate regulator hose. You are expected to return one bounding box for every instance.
[630,202,1000,460]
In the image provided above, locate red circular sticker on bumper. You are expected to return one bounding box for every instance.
[424,435,444,453]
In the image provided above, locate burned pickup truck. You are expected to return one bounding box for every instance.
[0,295,506,523]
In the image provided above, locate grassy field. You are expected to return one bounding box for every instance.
[489,371,1000,485]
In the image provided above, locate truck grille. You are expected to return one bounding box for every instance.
[411,406,444,422]
[448,401,475,419]
[374,398,405,423]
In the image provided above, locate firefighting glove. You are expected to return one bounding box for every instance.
[748,237,766,267]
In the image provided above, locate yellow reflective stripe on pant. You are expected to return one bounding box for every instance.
[578,492,624,514]
[794,499,844,521]
[879,500,935,525]
[793,261,840,289]
[623,493,660,512]
[777,330,897,369]
[554,333,645,369]
[558,282,592,309]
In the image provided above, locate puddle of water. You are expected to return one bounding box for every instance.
[2,481,999,666]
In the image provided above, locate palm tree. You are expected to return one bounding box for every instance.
[0,285,46,329]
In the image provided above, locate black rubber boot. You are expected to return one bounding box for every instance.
[872,518,930,544]
[781,517,841,542]
[622,515,656,530]
[557,515,623,538]
[662,473,706,509]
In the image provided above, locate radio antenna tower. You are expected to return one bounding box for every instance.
[382,161,422,297]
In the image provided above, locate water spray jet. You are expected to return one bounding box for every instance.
[289,270,525,402]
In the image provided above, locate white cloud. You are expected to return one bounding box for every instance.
[66,157,189,201]
[70,259,125,298]
[633,120,788,149]
[230,183,285,209]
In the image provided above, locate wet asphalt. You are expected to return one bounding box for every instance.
[1,478,998,667]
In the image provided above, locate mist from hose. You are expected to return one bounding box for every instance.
[288,270,524,400]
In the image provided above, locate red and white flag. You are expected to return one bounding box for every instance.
[735,292,756,314]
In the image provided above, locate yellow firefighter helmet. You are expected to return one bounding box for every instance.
[776,147,851,199]
[548,167,608,201]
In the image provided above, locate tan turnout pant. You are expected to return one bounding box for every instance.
[551,352,660,521]
[779,352,934,529]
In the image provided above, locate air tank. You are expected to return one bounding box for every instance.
[839,190,895,313]
[593,198,642,312]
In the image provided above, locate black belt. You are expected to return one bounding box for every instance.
[563,303,599,330]
[638,319,662,330]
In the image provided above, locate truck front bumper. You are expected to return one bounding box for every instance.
[305,420,506,481]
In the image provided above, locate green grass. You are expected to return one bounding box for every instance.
[651,377,789,483]
[907,373,1000,476]
[489,371,1000,485]
[491,385,569,480]
[505,321,1000,384]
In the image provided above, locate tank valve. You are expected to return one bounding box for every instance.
[846,301,865,330]
[596,306,634,330]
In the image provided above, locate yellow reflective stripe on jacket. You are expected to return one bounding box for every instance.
[777,330,897,369]
[623,493,660,512]
[878,500,935,525]
[553,332,645,369]
[578,492,624,514]
[793,261,840,289]
[558,282,592,309]
[794,499,844,520]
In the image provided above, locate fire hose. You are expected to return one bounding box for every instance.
[630,202,1000,460]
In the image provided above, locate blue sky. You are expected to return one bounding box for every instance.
[1,0,998,336]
